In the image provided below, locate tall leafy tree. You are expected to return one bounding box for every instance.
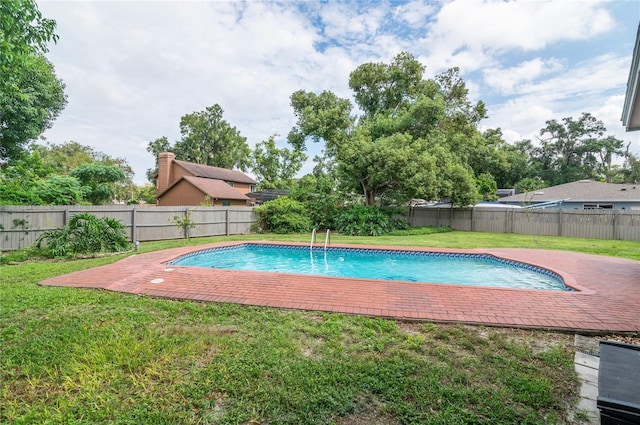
[0,54,66,160]
[533,113,624,185]
[251,135,307,189]
[1,0,66,161]
[175,104,251,171]
[288,52,482,206]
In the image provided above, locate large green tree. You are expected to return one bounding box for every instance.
[251,135,307,189]
[175,104,251,170]
[288,52,482,206]
[1,0,66,161]
[146,106,252,183]
[533,113,624,185]
[0,54,66,161]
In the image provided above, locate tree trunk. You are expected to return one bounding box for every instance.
[366,189,376,206]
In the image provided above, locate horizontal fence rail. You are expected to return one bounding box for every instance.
[0,205,258,252]
[408,207,640,241]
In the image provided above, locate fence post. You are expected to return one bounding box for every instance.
[226,208,230,236]
[511,209,516,233]
[471,207,475,232]
[63,207,69,226]
[558,209,563,237]
[613,210,618,240]
[131,206,137,242]
[504,210,509,234]
[451,207,454,228]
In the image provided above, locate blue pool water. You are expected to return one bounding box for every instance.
[167,244,569,291]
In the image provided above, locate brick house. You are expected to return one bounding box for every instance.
[155,152,257,206]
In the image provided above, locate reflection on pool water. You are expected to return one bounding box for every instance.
[167,244,569,291]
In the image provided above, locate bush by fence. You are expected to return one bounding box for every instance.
[0,205,258,252]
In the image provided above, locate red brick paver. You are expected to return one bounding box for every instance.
[40,241,640,332]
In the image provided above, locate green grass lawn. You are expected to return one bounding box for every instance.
[2,230,637,424]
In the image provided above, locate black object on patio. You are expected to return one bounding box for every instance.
[597,340,640,425]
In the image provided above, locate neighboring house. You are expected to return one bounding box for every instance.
[622,24,640,131]
[155,152,257,206]
[499,180,640,211]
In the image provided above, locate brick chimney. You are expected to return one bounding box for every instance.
[157,152,175,196]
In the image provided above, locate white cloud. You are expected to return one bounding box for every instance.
[35,0,639,184]
[393,0,436,28]
[319,2,387,42]
[429,0,614,53]
[419,0,616,75]
[483,58,565,95]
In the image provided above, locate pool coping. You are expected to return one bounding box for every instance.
[39,241,640,333]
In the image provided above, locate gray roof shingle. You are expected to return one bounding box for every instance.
[500,180,640,203]
[174,160,257,185]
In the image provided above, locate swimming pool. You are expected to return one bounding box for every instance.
[166,243,568,291]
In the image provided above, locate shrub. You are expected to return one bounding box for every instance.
[35,212,131,258]
[335,205,409,236]
[302,193,341,230]
[253,197,312,234]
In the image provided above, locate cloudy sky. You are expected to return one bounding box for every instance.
[38,0,640,185]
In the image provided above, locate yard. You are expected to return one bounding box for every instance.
[2,231,639,424]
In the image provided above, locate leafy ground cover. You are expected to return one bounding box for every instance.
[2,230,637,424]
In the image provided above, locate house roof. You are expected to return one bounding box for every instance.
[174,160,257,184]
[499,180,640,203]
[179,176,251,201]
[622,23,640,131]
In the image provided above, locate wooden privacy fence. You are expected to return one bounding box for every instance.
[2,205,639,252]
[0,205,258,252]
[409,207,640,241]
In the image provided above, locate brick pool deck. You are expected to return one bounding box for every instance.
[40,241,640,333]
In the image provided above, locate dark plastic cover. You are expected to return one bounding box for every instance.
[597,340,640,423]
